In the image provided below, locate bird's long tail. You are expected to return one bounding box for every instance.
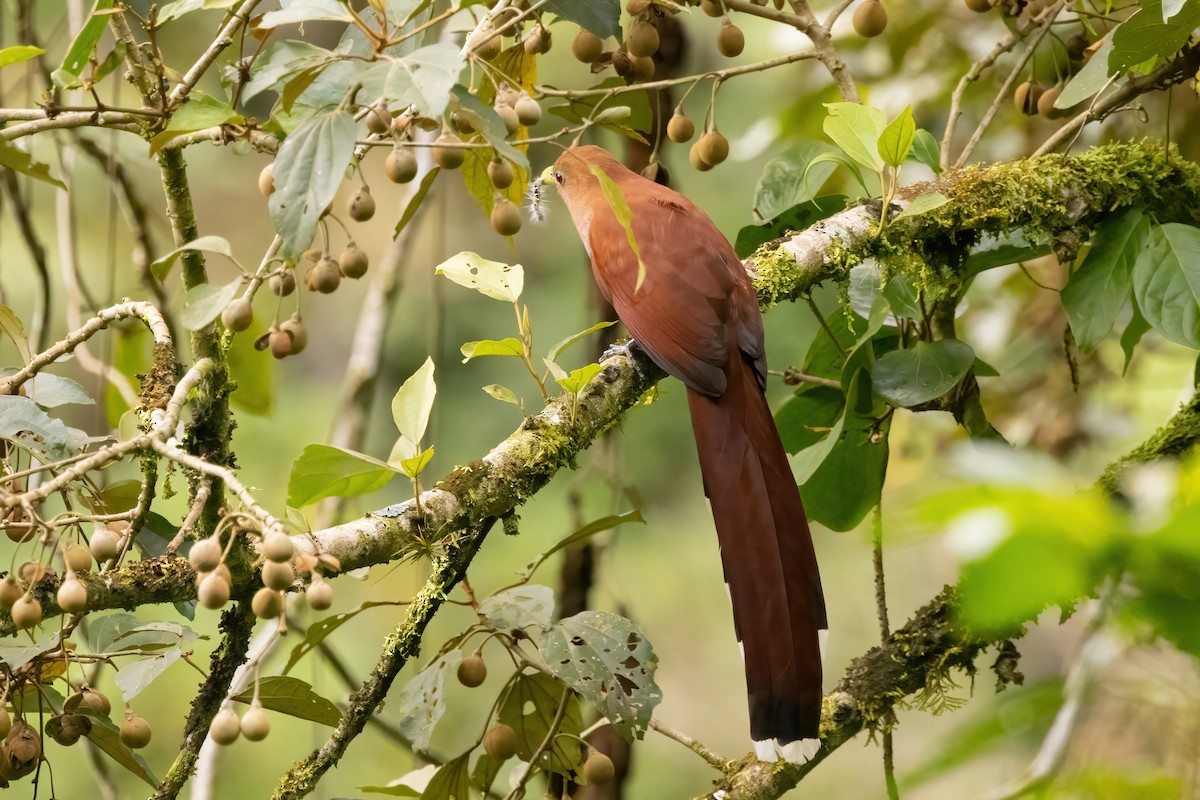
[687,354,827,764]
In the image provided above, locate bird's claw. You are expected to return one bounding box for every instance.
[600,338,639,363]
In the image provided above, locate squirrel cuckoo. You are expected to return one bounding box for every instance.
[547,145,827,763]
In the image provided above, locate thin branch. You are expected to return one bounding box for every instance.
[649,718,728,770]
[167,0,264,106]
[0,112,143,141]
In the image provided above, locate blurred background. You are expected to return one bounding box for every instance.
[2,0,1200,797]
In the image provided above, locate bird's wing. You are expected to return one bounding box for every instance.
[588,192,759,396]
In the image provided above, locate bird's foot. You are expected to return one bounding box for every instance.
[600,338,640,363]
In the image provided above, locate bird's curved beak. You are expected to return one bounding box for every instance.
[537,165,555,186]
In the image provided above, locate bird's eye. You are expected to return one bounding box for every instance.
[554,170,565,185]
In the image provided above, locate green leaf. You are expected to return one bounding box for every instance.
[479,585,555,634]
[395,651,461,752]
[149,234,239,282]
[419,754,472,800]
[822,102,886,171]
[877,106,915,168]
[398,445,434,479]
[542,611,661,738]
[556,362,603,394]
[0,140,66,189]
[1132,222,1200,349]
[394,166,440,238]
[798,369,890,531]
[115,648,182,702]
[590,164,649,291]
[1110,0,1200,73]
[965,232,1053,276]
[1121,296,1151,374]
[909,128,941,173]
[232,676,341,726]
[54,0,116,86]
[752,142,839,221]
[882,274,922,319]
[804,150,870,195]
[0,304,30,365]
[85,713,158,787]
[391,357,436,445]
[892,191,950,222]
[498,673,584,777]
[157,0,241,23]
[180,279,243,331]
[872,339,975,407]
[0,46,44,69]
[449,86,530,171]
[435,252,524,302]
[0,370,93,408]
[259,0,353,26]
[0,395,89,459]
[734,196,846,259]
[268,108,357,261]
[1058,35,1113,108]
[546,321,617,364]
[1061,207,1147,351]
[519,510,644,581]
[283,601,406,675]
[360,765,437,796]
[148,94,244,155]
[482,384,519,405]
[242,40,337,103]
[544,0,621,38]
[775,385,845,455]
[287,443,397,507]
[460,338,524,362]
[359,43,464,118]
[0,631,60,671]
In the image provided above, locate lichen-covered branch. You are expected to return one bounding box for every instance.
[1097,387,1200,496]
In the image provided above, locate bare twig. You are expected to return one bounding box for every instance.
[168,0,264,106]
[650,718,728,771]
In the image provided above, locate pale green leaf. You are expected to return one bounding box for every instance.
[892,191,950,222]
[232,675,341,726]
[391,357,436,445]
[555,362,603,394]
[547,320,617,363]
[460,338,524,362]
[435,252,524,302]
[482,384,519,404]
[398,445,434,478]
[822,102,886,171]
[589,164,648,291]
[150,234,239,282]
[878,106,915,168]
[287,444,397,507]
[0,46,44,69]
[180,280,242,331]
[0,140,66,189]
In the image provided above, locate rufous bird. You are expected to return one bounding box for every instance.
[546,145,827,763]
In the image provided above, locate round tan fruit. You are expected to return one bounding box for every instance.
[700,0,724,17]
[90,528,120,563]
[307,577,333,610]
[241,704,271,742]
[269,270,296,297]
[386,146,418,183]
[0,577,21,610]
[252,587,283,619]
[483,723,519,760]
[1038,83,1064,118]
[626,21,660,58]
[689,142,714,172]
[524,24,551,54]
[572,30,604,63]
[199,572,231,610]
[853,0,888,37]
[496,104,520,135]
[268,328,292,360]
[120,714,152,749]
[515,96,542,126]
[348,188,376,222]
[488,158,515,189]
[472,28,502,60]
[583,752,615,785]
[491,199,522,236]
[258,163,274,197]
[19,562,44,585]
[1014,80,1042,115]
[11,595,42,629]
[189,535,223,572]
[262,532,294,563]
[210,707,240,745]
[432,133,466,169]
[667,112,695,143]
[457,655,487,687]
[262,560,295,591]
[697,131,729,165]
[718,21,745,57]
[64,544,92,574]
[57,574,87,614]
[280,315,308,355]
[308,257,342,294]
[339,244,369,279]
[221,298,253,332]
[366,100,391,135]
[631,55,655,82]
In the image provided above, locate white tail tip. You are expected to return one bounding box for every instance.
[753,737,820,764]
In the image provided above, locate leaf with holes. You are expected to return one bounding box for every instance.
[541,611,661,739]
[436,252,524,302]
[232,676,341,726]
[418,753,472,800]
[395,651,462,753]
[479,585,555,635]
[497,673,584,777]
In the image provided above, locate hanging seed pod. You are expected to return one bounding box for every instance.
[853,0,888,37]
[307,257,342,294]
[700,0,724,17]
[365,100,391,135]
[491,198,522,236]
[64,543,92,574]
[189,535,223,572]
[2,719,42,778]
[457,654,487,687]
[631,55,655,82]
[240,702,271,742]
[119,712,152,749]
[697,130,729,165]
[210,707,240,745]
[262,560,295,591]
[667,112,695,143]
[10,595,42,629]
[386,146,418,184]
[262,532,294,563]
[483,723,519,760]
[1038,83,1065,118]
[348,188,376,222]
[514,96,542,126]
[1013,80,1042,114]
[252,587,283,619]
[258,163,275,197]
[90,528,120,563]
[280,314,308,355]
[471,27,503,60]
[0,577,20,611]
[524,23,552,54]
[268,328,292,360]
[717,21,745,57]
[689,141,714,172]
[488,157,515,189]
[307,575,333,610]
[338,244,369,279]
[198,571,231,610]
[496,104,520,135]
[269,270,296,297]
[67,687,111,716]
[626,20,660,58]
[57,573,88,614]
[583,752,615,785]
[432,133,466,169]
[572,30,604,63]
[221,298,253,332]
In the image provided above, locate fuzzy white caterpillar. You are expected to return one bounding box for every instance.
[525,179,549,223]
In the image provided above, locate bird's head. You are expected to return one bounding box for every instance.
[535,145,632,229]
